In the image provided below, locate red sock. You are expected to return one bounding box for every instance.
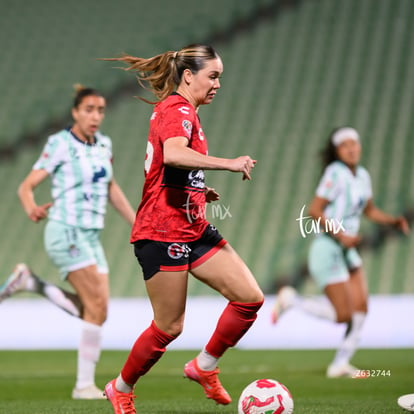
[121,321,175,385]
[205,300,263,358]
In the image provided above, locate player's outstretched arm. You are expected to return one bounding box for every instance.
[163,137,256,180]
[363,199,410,234]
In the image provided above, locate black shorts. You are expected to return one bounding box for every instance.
[134,224,227,280]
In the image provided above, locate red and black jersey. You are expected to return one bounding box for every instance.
[130,94,209,243]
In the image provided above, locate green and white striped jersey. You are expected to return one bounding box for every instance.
[316,161,372,236]
[33,128,113,229]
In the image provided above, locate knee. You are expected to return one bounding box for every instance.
[355,299,368,314]
[231,297,264,317]
[246,288,264,305]
[254,291,265,305]
[335,309,352,323]
[156,319,184,338]
[83,296,108,325]
[238,287,264,305]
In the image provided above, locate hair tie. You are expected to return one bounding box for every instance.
[173,51,178,60]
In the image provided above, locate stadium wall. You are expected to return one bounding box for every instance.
[1,295,412,350]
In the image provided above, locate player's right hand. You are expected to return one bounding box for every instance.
[335,232,361,248]
[229,156,256,180]
[28,202,53,222]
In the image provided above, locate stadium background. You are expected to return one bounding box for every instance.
[0,0,413,302]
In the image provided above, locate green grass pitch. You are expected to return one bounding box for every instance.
[0,349,412,413]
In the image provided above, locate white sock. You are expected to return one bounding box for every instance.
[299,296,337,322]
[115,374,134,393]
[75,320,102,389]
[25,275,36,291]
[332,311,366,366]
[44,285,81,317]
[196,347,219,371]
[28,273,82,317]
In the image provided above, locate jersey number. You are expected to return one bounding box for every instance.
[145,142,154,174]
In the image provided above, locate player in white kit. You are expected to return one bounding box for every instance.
[271,127,409,377]
[0,86,135,398]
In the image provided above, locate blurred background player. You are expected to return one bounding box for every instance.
[271,126,409,378]
[0,85,136,398]
[101,44,264,414]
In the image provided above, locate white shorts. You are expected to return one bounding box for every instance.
[44,220,109,280]
[308,234,362,288]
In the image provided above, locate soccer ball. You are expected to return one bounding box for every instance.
[238,378,294,414]
[397,394,414,412]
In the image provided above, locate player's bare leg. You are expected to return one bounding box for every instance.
[107,270,187,411]
[186,243,264,404]
[325,270,367,378]
[68,265,108,399]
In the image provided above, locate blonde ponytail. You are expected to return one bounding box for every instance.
[101,44,219,104]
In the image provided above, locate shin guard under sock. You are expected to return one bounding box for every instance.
[333,311,366,365]
[76,321,102,389]
[205,300,263,358]
[121,321,175,385]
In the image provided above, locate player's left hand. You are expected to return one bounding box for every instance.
[205,187,220,203]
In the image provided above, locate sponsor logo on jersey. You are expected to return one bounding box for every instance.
[188,170,205,189]
[178,106,190,115]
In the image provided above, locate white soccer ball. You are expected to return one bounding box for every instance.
[238,378,294,414]
[397,393,414,412]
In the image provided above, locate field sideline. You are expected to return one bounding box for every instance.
[0,349,412,413]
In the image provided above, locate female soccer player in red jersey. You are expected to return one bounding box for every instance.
[102,44,264,413]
